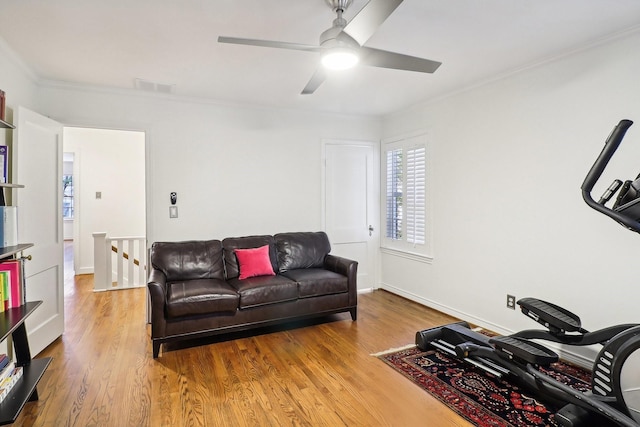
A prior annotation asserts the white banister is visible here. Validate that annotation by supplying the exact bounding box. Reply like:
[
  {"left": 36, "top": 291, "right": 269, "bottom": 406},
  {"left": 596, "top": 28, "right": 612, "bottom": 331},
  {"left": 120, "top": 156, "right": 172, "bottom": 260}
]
[
  {"left": 92, "top": 233, "right": 146, "bottom": 292},
  {"left": 93, "top": 232, "right": 108, "bottom": 291}
]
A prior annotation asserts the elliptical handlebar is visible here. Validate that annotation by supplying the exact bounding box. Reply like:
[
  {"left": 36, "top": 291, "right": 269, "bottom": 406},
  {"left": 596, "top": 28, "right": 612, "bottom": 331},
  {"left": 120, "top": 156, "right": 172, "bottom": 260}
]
[{"left": 581, "top": 120, "right": 638, "bottom": 232}]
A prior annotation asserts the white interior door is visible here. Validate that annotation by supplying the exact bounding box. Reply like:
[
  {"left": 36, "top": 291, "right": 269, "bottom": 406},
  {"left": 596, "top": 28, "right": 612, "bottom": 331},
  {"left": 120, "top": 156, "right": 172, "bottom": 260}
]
[
  {"left": 13, "top": 106, "right": 64, "bottom": 356},
  {"left": 323, "top": 141, "right": 379, "bottom": 290}
]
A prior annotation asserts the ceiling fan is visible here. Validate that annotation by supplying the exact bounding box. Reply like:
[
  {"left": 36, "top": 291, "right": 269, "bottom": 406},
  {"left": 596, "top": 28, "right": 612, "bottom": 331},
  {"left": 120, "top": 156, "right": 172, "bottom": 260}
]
[{"left": 218, "top": 0, "right": 441, "bottom": 94}]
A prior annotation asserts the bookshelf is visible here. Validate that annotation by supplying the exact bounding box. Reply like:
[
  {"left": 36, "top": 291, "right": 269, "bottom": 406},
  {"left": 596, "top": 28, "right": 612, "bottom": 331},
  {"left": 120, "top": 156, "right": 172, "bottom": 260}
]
[
  {"left": 0, "top": 184, "right": 23, "bottom": 208},
  {"left": 0, "top": 245, "right": 32, "bottom": 262},
  {"left": 0, "top": 119, "right": 15, "bottom": 205},
  {"left": 0, "top": 117, "right": 51, "bottom": 424},
  {"left": 0, "top": 302, "right": 51, "bottom": 425}
]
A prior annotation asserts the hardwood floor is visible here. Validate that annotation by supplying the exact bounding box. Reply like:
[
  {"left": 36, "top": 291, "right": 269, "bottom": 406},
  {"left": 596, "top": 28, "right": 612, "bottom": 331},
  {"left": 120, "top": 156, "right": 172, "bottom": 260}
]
[{"left": 13, "top": 262, "right": 472, "bottom": 426}]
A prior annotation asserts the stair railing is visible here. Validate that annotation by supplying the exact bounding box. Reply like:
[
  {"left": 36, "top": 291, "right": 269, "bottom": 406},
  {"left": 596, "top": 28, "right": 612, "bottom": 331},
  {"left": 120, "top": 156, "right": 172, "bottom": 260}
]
[{"left": 92, "top": 232, "right": 146, "bottom": 291}]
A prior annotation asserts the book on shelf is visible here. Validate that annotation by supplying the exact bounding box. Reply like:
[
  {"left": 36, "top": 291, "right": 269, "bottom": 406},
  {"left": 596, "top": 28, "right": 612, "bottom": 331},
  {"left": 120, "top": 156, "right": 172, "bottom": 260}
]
[
  {"left": 0, "top": 145, "right": 7, "bottom": 184},
  {"left": 0, "top": 352, "right": 26, "bottom": 405},
  {"left": 0, "top": 260, "right": 22, "bottom": 309},
  {"left": 0, "top": 206, "right": 17, "bottom": 247},
  {"left": 0, "top": 364, "right": 23, "bottom": 403},
  {"left": 0, "top": 273, "right": 5, "bottom": 312},
  {"left": 0, "top": 354, "right": 8, "bottom": 372},
  {"left": 0, "top": 361, "right": 14, "bottom": 384},
  {"left": 0, "top": 271, "right": 8, "bottom": 311},
  {"left": 0, "top": 359, "right": 17, "bottom": 403}
]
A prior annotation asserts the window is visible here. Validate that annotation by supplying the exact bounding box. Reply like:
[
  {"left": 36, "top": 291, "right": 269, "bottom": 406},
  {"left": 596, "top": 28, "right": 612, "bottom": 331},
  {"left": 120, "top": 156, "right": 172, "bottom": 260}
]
[
  {"left": 386, "top": 148, "right": 403, "bottom": 240},
  {"left": 382, "top": 134, "right": 430, "bottom": 257},
  {"left": 63, "top": 174, "right": 74, "bottom": 219},
  {"left": 405, "top": 146, "right": 426, "bottom": 245}
]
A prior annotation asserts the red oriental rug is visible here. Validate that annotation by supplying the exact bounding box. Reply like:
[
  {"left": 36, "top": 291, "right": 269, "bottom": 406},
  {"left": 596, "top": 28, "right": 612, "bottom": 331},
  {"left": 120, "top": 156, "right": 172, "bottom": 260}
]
[{"left": 376, "top": 345, "right": 592, "bottom": 427}]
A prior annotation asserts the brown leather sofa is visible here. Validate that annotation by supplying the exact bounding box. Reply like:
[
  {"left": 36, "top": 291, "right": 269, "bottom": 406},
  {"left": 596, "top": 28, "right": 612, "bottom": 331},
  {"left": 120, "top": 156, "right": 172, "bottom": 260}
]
[{"left": 147, "top": 231, "right": 358, "bottom": 358}]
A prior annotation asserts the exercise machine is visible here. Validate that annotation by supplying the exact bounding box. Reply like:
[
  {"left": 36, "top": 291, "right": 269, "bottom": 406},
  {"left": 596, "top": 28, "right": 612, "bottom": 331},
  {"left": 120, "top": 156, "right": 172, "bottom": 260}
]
[
  {"left": 415, "top": 120, "right": 640, "bottom": 427},
  {"left": 582, "top": 119, "right": 640, "bottom": 232},
  {"left": 416, "top": 297, "right": 640, "bottom": 426}
]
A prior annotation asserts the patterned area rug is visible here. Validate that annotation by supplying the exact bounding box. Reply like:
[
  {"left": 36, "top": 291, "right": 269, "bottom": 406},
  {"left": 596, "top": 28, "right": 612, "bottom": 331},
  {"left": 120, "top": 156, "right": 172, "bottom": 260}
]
[{"left": 377, "top": 345, "right": 592, "bottom": 427}]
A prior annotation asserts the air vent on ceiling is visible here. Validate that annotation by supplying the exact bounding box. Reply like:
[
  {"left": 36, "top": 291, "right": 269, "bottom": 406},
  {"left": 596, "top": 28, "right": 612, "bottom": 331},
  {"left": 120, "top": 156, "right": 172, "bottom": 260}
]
[{"left": 134, "top": 78, "right": 175, "bottom": 94}]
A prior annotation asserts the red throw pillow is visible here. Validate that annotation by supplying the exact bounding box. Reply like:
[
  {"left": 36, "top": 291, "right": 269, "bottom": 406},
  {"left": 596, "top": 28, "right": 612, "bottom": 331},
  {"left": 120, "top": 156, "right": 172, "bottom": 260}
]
[{"left": 235, "top": 245, "right": 275, "bottom": 280}]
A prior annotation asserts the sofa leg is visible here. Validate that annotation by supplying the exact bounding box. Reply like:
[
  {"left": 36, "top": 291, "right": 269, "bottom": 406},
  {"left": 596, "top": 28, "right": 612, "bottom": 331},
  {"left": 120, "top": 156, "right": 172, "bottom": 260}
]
[
  {"left": 350, "top": 307, "right": 357, "bottom": 321},
  {"left": 153, "top": 341, "right": 161, "bottom": 359}
]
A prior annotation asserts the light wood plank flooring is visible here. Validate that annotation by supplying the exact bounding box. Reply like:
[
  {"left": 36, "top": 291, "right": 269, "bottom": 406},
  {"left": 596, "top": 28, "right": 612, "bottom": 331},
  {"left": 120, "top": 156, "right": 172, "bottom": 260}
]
[{"left": 13, "top": 256, "right": 472, "bottom": 426}]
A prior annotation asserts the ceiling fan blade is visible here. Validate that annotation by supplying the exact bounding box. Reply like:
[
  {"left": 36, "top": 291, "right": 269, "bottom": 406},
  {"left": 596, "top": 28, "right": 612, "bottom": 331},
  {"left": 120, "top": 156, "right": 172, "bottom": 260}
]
[
  {"left": 343, "top": 0, "right": 404, "bottom": 46},
  {"left": 301, "top": 67, "right": 327, "bottom": 95},
  {"left": 360, "top": 47, "right": 441, "bottom": 73},
  {"left": 218, "top": 36, "right": 321, "bottom": 53}
]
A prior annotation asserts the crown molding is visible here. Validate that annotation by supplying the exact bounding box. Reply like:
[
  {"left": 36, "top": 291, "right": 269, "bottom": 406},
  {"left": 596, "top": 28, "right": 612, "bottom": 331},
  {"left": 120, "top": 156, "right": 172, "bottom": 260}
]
[
  {"left": 388, "top": 23, "right": 640, "bottom": 120},
  {"left": 36, "top": 78, "right": 380, "bottom": 122}
]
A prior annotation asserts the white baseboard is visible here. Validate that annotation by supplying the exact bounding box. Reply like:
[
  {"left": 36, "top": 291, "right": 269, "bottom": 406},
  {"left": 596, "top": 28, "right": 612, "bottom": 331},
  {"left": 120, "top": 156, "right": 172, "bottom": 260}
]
[
  {"left": 379, "top": 282, "right": 505, "bottom": 330},
  {"left": 76, "top": 267, "right": 94, "bottom": 275},
  {"left": 379, "top": 283, "right": 594, "bottom": 369}
]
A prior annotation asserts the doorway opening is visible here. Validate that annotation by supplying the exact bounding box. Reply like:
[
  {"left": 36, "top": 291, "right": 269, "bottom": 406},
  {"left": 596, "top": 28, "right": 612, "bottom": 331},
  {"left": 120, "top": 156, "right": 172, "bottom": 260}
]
[
  {"left": 63, "top": 153, "right": 75, "bottom": 283},
  {"left": 62, "top": 127, "right": 146, "bottom": 286}
]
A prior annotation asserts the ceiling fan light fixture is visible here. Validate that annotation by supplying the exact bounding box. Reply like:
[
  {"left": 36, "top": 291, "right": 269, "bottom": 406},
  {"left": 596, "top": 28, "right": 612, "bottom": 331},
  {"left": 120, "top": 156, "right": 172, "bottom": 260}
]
[{"left": 321, "top": 48, "right": 359, "bottom": 70}]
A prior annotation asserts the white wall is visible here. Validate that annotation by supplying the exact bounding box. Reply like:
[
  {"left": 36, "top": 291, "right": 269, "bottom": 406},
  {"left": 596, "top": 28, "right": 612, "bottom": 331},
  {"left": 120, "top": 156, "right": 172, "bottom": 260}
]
[
  {"left": 34, "top": 85, "right": 381, "bottom": 246},
  {"left": 381, "top": 29, "right": 640, "bottom": 365},
  {"left": 64, "top": 127, "right": 145, "bottom": 274},
  {"left": 0, "top": 39, "right": 38, "bottom": 198},
  {"left": 0, "top": 40, "right": 38, "bottom": 118}
]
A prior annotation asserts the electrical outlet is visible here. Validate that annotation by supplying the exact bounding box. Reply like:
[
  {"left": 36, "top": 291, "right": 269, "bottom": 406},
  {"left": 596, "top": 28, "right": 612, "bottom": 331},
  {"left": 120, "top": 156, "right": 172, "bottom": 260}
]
[{"left": 506, "top": 294, "right": 516, "bottom": 310}]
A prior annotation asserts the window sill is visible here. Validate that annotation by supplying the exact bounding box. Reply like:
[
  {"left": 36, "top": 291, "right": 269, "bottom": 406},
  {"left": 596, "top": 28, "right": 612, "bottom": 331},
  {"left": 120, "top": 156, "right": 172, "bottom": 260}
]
[{"left": 380, "top": 247, "right": 433, "bottom": 264}]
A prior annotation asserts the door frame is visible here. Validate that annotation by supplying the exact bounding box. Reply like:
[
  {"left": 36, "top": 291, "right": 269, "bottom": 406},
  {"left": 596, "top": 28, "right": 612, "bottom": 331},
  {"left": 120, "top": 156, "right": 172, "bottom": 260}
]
[
  {"left": 62, "top": 126, "right": 147, "bottom": 278},
  {"left": 321, "top": 139, "right": 380, "bottom": 290}
]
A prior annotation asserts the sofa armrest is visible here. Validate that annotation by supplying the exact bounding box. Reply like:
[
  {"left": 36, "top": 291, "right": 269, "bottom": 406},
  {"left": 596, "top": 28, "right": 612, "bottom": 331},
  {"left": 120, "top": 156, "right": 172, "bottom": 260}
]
[
  {"left": 147, "top": 267, "right": 168, "bottom": 338},
  {"left": 324, "top": 254, "right": 357, "bottom": 277},
  {"left": 324, "top": 254, "right": 358, "bottom": 307}
]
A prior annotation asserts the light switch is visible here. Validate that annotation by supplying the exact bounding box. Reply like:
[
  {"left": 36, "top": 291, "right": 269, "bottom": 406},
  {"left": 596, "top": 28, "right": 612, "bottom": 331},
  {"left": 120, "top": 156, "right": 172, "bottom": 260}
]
[
  {"left": 96, "top": 191, "right": 102, "bottom": 199},
  {"left": 169, "top": 206, "right": 178, "bottom": 218}
]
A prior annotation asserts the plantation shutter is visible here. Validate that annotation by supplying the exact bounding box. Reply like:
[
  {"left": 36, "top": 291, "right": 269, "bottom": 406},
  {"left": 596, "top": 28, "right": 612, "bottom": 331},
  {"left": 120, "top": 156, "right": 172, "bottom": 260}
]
[
  {"left": 382, "top": 133, "right": 430, "bottom": 257},
  {"left": 406, "top": 146, "right": 426, "bottom": 245},
  {"left": 385, "top": 148, "right": 403, "bottom": 240}
]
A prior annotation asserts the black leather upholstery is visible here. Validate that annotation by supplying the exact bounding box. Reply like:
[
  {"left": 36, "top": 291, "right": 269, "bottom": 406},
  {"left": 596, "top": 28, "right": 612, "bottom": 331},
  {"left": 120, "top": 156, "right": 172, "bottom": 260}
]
[
  {"left": 150, "top": 240, "right": 225, "bottom": 281},
  {"left": 166, "top": 278, "right": 239, "bottom": 318},
  {"left": 281, "top": 268, "right": 347, "bottom": 298},
  {"left": 222, "top": 235, "right": 278, "bottom": 279},
  {"left": 275, "top": 231, "right": 331, "bottom": 272},
  {"left": 227, "top": 275, "right": 298, "bottom": 309},
  {"left": 147, "top": 231, "right": 358, "bottom": 358}
]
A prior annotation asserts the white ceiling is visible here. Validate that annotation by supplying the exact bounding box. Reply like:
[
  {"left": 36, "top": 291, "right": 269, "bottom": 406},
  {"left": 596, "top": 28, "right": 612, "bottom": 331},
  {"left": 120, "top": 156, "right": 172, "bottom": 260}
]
[{"left": 1, "top": 0, "right": 639, "bottom": 117}]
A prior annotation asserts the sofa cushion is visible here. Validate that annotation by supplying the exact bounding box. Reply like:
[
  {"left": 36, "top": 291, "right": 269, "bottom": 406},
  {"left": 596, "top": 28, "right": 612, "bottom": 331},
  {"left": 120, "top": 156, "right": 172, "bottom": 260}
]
[
  {"left": 235, "top": 245, "right": 275, "bottom": 280},
  {"left": 151, "top": 240, "right": 225, "bottom": 282},
  {"left": 274, "top": 232, "right": 331, "bottom": 273},
  {"left": 223, "top": 235, "right": 278, "bottom": 279},
  {"left": 166, "top": 278, "right": 239, "bottom": 318},
  {"left": 281, "top": 268, "right": 348, "bottom": 298},
  {"left": 227, "top": 275, "right": 298, "bottom": 309}
]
